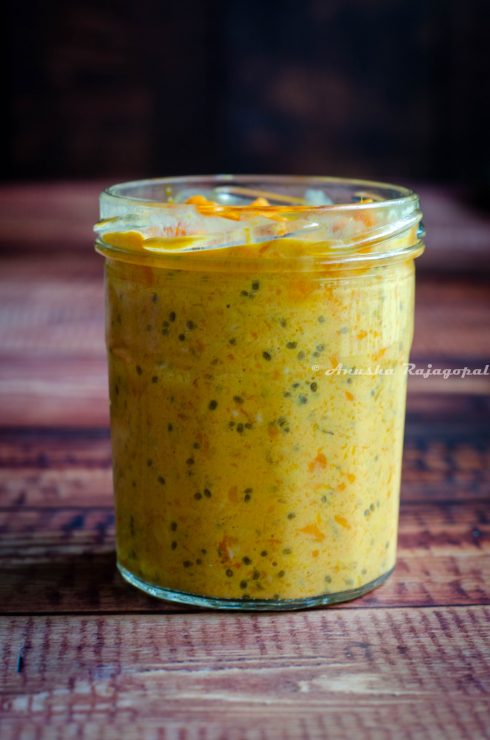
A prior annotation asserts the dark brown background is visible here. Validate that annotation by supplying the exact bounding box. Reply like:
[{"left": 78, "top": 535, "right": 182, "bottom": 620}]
[{"left": 2, "top": 0, "right": 489, "bottom": 191}]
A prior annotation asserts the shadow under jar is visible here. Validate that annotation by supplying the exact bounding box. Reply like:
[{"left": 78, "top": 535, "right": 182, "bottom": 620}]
[{"left": 95, "top": 175, "right": 425, "bottom": 610}]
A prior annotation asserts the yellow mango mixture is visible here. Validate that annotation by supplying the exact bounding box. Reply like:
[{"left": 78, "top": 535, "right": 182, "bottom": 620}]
[{"left": 101, "top": 195, "right": 418, "bottom": 606}]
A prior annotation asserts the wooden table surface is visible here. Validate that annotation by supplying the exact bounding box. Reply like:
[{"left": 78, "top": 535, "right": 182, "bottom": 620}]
[{"left": 1, "top": 183, "right": 489, "bottom": 739}]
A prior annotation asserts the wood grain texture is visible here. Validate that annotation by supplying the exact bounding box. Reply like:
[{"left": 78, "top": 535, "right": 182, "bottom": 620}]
[
  {"left": 0, "top": 424, "right": 488, "bottom": 614},
  {"left": 1, "top": 608, "right": 490, "bottom": 738},
  {"left": 1, "top": 420, "right": 488, "bottom": 509},
  {"left": 0, "top": 498, "right": 488, "bottom": 614},
  {"left": 0, "top": 183, "right": 489, "bottom": 737},
  {"left": 1, "top": 536, "right": 488, "bottom": 616},
  {"left": 1, "top": 268, "right": 489, "bottom": 426},
  {"left": 1, "top": 185, "right": 490, "bottom": 431}
]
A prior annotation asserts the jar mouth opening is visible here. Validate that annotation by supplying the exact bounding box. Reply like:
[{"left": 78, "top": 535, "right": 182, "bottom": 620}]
[
  {"left": 103, "top": 174, "right": 417, "bottom": 211},
  {"left": 96, "top": 175, "right": 423, "bottom": 268}
]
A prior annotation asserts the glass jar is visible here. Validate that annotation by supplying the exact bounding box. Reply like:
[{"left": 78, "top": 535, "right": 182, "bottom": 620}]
[{"left": 95, "top": 175, "right": 424, "bottom": 610}]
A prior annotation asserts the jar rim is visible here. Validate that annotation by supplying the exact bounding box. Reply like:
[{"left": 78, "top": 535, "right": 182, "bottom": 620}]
[
  {"left": 95, "top": 174, "right": 424, "bottom": 269},
  {"left": 103, "top": 174, "right": 417, "bottom": 211}
]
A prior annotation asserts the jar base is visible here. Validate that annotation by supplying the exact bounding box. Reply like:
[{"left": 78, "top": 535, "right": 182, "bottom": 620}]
[{"left": 117, "top": 563, "right": 394, "bottom": 611}]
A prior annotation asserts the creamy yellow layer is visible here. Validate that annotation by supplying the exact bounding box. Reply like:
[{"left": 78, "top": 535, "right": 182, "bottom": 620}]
[{"left": 105, "top": 250, "right": 414, "bottom": 601}]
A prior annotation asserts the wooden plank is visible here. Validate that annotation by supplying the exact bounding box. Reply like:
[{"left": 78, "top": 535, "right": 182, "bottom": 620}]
[
  {"left": 0, "top": 182, "right": 101, "bottom": 253},
  {"left": 0, "top": 357, "right": 110, "bottom": 428},
  {"left": 1, "top": 263, "right": 489, "bottom": 361},
  {"left": 407, "top": 392, "right": 490, "bottom": 422},
  {"left": 2, "top": 501, "right": 487, "bottom": 559},
  {"left": 1, "top": 183, "right": 490, "bottom": 272},
  {"left": 413, "top": 277, "right": 490, "bottom": 360},
  {"left": 1, "top": 608, "right": 489, "bottom": 737},
  {"left": 9, "top": 358, "right": 490, "bottom": 429},
  {"left": 0, "top": 355, "right": 488, "bottom": 430},
  {"left": 416, "top": 184, "right": 490, "bottom": 272},
  {"left": 0, "top": 501, "right": 487, "bottom": 614},
  {"left": 1, "top": 250, "right": 489, "bottom": 427},
  {"left": 0, "top": 185, "right": 488, "bottom": 736},
  {"left": 1, "top": 545, "right": 489, "bottom": 614},
  {"left": 402, "top": 420, "right": 490, "bottom": 502},
  {"left": 1, "top": 421, "right": 488, "bottom": 508}
]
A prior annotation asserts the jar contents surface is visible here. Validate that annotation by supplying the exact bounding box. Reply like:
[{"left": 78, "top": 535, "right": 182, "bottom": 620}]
[{"left": 100, "top": 187, "right": 419, "bottom": 606}]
